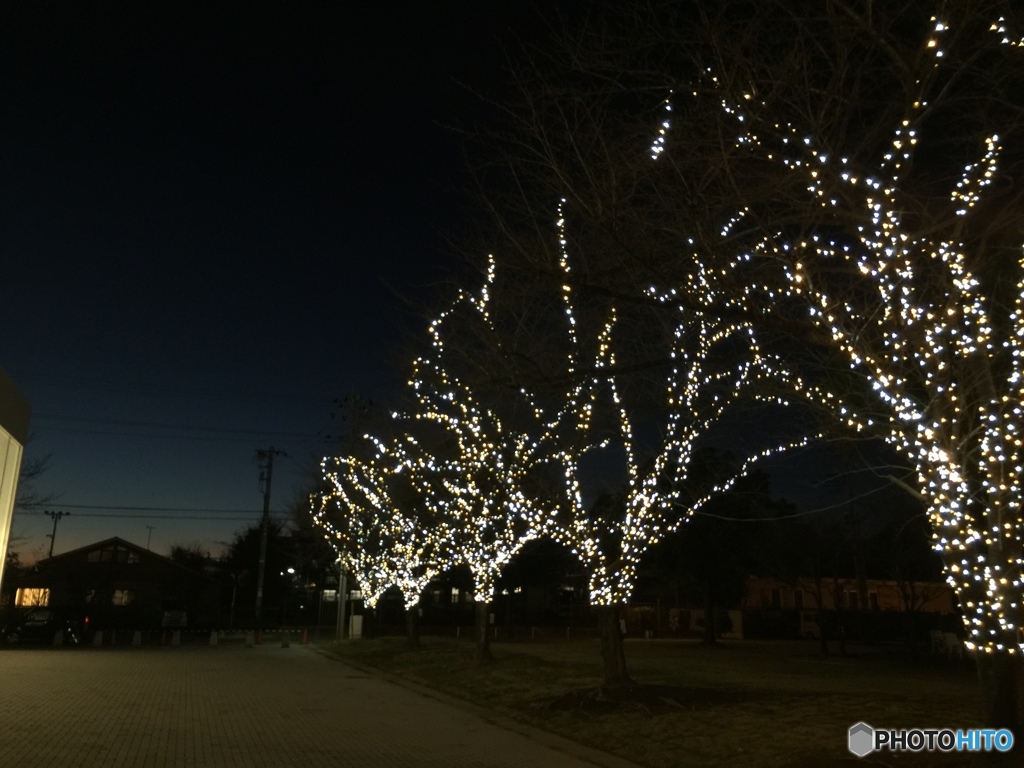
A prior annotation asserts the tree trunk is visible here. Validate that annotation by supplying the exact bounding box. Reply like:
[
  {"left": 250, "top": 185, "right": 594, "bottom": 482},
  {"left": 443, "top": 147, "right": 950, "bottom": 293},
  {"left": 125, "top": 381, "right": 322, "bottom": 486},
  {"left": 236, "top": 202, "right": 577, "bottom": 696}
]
[
  {"left": 404, "top": 603, "right": 421, "bottom": 651},
  {"left": 473, "top": 600, "right": 492, "bottom": 665},
  {"left": 504, "top": 592, "right": 515, "bottom": 641},
  {"left": 702, "top": 584, "right": 717, "bottom": 645},
  {"left": 900, "top": 609, "right": 917, "bottom": 662},
  {"left": 596, "top": 604, "right": 631, "bottom": 689},
  {"left": 817, "top": 610, "right": 828, "bottom": 656},
  {"left": 976, "top": 649, "right": 1024, "bottom": 749}
]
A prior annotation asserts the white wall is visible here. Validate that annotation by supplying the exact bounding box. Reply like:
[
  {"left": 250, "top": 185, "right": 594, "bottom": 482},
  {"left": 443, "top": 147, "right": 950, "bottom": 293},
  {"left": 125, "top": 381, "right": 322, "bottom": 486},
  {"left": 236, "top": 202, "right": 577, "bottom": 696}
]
[{"left": 0, "top": 426, "right": 24, "bottom": 594}]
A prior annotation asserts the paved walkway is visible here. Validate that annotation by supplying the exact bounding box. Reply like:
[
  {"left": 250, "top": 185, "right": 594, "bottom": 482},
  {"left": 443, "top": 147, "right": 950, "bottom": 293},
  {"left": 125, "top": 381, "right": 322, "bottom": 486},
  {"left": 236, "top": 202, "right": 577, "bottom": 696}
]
[{"left": 0, "top": 643, "right": 642, "bottom": 768}]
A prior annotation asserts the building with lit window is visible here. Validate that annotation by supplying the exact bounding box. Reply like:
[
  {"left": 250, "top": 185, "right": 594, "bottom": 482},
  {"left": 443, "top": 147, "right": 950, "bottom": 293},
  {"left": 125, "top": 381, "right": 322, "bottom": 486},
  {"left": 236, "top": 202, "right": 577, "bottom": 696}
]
[{"left": 11, "top": 537, "right": 221, "bottom": 635}]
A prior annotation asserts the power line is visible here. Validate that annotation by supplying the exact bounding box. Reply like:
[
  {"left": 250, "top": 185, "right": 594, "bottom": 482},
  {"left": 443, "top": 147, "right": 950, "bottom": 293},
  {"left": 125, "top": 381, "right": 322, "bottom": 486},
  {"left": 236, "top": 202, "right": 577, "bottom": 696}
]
[
  {"left": 14, "top": 373, "right": 327, "bottom": 408},
  {"left": 29, "top": 424, "right": 332, "bottom": 444},
  {"left": 34, "top": 411, "right": 330, "bottom": 439},
  {"left": 16, "top": 502, "right": 300, "bottom": 523},
  {"left": 22, "top": 512, "right": 290, "bottom": 521},
  {"left": 31, "top": 503, "right": 262, "bottom": 513}
]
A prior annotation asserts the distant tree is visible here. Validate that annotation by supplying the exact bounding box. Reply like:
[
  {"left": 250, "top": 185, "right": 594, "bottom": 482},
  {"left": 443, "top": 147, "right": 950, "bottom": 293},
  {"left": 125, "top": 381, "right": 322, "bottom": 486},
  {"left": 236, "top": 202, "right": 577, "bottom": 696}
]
[
  {"left": 7, "top": 452, "right": 56, "bottom": 564},
  {"left": 316, "top": 436, "right": 446, "bottom": 649},
  {"left": 871, "top": 502, "right": 946, "bottom": 658},
  {"left": 221, "top": 522, "right": 292, "bottom": 627},
  {"left": 496, "top": 537, "right": 580, "bottom": 631},
  {"left": 14, "top": 453, "right": 56, "bottom": 514},
  {"left": 167, "top": 542, "right": 211, "bottom": 573},
  {"left": 647, "top": 464, "right": 774, "bottom": 645},
  {"left": 284, "top": 490, "right": 339, "bottom": 610},
  {"left": 390, "top": 254, "right": 596, "bottom": 665}
]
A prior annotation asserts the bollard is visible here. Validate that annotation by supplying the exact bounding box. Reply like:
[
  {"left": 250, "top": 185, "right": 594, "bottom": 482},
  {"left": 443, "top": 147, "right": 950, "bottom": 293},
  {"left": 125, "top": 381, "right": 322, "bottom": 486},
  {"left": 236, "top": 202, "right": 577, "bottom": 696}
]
[
  {"left": 209, "top": 630, "right": 218, "bottom": 646},
  {"left": 171, "top": 630, "right": 181, "bottom": 646},
  {"left": 245, "top": 630, "right": 255, "bottom": 648},
  {"left": 132, "top": 630, "right": 142, "bottom": 646},
  {"left": 93, "top": 630, "right": 104, "bottom": 647},
  {"left": 53, "top": 630, "right": 63, "bottom": 647},
  {"left": 281, "top": 633, "right": 290, "bottom": 648},
  {"left": 301, "top": 629, "right": 308, "bottom": 645}
]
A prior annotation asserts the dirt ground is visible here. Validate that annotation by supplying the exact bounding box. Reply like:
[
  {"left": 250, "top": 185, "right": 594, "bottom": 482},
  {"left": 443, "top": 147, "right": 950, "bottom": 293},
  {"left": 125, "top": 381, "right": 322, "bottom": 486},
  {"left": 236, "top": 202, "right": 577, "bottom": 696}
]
[{"left": 325, "top": 635, "right": 987, "bottom": 767}]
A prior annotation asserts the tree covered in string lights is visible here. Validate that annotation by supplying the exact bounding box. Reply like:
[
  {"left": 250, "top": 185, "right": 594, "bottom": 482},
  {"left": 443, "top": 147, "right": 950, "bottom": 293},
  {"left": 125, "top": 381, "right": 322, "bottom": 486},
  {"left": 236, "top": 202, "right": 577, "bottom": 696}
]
[
  {"left": 646, "top": 0, "right": 1024, "bottom": 733},
  {"left": 314, "top": 437, "right": 446, "bottom": 646},
  {"left": 394, "top": 254, "right": 598, "bottom": 664},
  {"left": 467, "top": 2, "right": 1024, "bottom": 719},
  {"left": 548, "top": 199, "right": 825, "bottom": 686}
]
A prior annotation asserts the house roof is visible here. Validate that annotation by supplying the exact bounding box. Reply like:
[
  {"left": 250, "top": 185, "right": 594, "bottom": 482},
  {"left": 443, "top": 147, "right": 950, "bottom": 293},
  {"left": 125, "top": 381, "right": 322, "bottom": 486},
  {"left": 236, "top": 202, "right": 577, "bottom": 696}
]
[
  {"left": 41, "top": 536, "right": 150, "bottom": 563},
  {"left": 35, "top": 536, "right": 217, "bottom": 582}
]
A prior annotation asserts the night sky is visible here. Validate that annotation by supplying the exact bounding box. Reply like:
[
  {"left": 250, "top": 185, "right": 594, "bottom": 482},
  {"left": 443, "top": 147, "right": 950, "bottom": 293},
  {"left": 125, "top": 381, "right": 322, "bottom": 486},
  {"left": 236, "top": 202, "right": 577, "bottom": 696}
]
[
  {"left": 1, "top": 3, "right": 906, "bottom": 565},
  {"left": 1, "top": 4, "right": 534, "bottom": 559}
]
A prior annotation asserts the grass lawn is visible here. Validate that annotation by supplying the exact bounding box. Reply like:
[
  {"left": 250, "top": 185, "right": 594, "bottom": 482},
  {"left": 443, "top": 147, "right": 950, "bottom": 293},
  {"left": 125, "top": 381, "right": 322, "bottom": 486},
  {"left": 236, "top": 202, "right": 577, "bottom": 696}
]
[{"left": 321, "top": 634, "right": 985, "bottom": 767}]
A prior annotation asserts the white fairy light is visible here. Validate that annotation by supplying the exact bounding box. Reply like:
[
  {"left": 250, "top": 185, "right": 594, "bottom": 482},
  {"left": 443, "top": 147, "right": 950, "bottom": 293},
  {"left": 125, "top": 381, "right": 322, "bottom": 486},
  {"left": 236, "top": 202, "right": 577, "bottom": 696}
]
[{"left": 691, "top": 10, "right": 1024, "bottom": 654}]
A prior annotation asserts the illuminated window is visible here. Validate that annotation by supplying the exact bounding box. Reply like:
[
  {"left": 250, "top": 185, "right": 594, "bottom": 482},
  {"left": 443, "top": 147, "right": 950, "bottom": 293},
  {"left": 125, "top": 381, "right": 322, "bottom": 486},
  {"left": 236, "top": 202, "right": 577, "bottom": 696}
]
[
  {"left": 15, "top": 588, "right": 49, "bottom": 606},
  {"left": 111, "top": 589, "right": 135, "bottom": 606}
]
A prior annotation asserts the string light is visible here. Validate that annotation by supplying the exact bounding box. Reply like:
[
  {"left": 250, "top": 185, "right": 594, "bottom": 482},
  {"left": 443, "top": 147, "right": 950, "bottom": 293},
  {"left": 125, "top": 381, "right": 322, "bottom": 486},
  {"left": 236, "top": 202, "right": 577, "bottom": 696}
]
[
  {"left": 549, "top": 200, "right": 827, "bottom": 607},
  {"left": 680, "top": 11, "right": 1024, "bottom": 654},
  {"left": 309, "top": 8, "right": 1024, "bottom": 652},
  {"left": 313, "top": 441, "right": 443, "bottom": 610}
]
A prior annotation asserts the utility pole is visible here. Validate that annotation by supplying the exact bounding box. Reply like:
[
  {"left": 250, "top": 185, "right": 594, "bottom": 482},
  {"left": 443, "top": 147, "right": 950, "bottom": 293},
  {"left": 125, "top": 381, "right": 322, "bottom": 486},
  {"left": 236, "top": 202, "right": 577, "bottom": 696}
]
[
  {"left": 254, "top": 447, "right": 285, "bottom": 624},
  {"left": 44, "top": 510, "right": 68, "bottom": 558},
  {"left": 145, "top": 525, "right": 154, "bottom": 550}
]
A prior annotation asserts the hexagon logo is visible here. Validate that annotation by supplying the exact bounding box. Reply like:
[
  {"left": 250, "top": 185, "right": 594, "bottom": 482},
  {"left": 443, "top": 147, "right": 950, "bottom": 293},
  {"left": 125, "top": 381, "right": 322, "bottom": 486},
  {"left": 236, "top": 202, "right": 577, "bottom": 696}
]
[{"left": 848, "top": 722, "right": 875, "bottom": 757}]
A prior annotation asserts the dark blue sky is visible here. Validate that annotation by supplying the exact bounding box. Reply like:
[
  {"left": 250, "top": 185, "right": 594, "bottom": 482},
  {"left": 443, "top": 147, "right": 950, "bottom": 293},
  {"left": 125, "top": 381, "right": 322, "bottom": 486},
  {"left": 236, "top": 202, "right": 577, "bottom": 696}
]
[
  {"left": 1, "top": 3, "right": 535, "bottom": 559},
  {"left": 1, "top": 3, "right": 908, "bottom": 564}
]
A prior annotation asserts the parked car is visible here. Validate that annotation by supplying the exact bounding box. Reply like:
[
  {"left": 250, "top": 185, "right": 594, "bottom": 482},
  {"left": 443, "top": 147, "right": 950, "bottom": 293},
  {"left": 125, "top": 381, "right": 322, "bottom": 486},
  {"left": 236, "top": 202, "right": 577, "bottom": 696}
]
[{"left": 3, "top": 608, "right": 82, "bottom": 646}]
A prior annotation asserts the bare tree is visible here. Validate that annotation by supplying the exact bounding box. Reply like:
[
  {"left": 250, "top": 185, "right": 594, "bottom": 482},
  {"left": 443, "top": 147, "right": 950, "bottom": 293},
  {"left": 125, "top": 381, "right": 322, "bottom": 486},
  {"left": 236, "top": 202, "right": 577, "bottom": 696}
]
[
  {"left": 544, "top": 196, "right": 826, "bottom": 687},
  {"left": 316, "top": 436, "right": 447, "bottom": 649},
  {"left": 480, "top": 0, "right": 1024, "bottom": 732},
  {"left": 664, "top": 0, "right": 1024, "bottom": 735},
  {"left": 390, "top": 255, "right": 598, "bottom": 665}
]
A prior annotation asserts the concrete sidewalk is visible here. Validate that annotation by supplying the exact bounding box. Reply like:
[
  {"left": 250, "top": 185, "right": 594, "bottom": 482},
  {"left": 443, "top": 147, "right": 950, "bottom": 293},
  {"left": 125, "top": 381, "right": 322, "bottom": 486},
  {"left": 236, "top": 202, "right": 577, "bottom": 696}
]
[{"left": 0, "top": 643, "right": 643, "bottom": 768}]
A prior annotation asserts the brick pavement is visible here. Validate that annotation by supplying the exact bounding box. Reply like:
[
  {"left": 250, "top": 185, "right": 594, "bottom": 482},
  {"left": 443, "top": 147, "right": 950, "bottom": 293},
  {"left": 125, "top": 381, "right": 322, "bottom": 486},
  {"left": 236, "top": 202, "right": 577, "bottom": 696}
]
[{"left": 0, "top": 643, "right": 643, "bottom": 768}]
